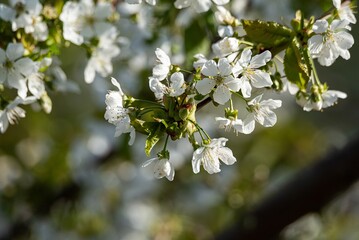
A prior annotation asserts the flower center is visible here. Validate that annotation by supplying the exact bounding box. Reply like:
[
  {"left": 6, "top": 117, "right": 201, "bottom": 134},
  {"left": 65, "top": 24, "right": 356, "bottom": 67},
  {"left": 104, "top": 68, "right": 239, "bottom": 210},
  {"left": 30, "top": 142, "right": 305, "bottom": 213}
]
[{"left": 4, "top": 59, "right": 13, "bottom": 70}]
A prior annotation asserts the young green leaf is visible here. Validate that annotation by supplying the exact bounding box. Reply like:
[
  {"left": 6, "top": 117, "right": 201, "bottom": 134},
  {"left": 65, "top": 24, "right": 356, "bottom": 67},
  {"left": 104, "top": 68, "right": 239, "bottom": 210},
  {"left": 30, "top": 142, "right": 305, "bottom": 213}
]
[
  {"left": 241, "top": 20, "right": 294, "bottom": 54},
  {"left": 145, "top": 123, "right": 166, "bottom": 156},
  {"left": 284, "top": 38, "right": 311, "bottom": 89}
]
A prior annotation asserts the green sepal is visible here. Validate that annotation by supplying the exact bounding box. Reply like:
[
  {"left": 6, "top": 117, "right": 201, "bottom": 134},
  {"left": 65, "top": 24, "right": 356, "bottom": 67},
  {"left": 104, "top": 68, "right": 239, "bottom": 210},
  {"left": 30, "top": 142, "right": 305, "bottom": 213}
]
[
  {"left": 284, "top": 38, "right": 311, "bottom": 90},
  {"left": 241, "top": 19, "right": 294, "bottom": 54},
  {"left": 144, "top": 123, "right": 166, "bottom": 156}
]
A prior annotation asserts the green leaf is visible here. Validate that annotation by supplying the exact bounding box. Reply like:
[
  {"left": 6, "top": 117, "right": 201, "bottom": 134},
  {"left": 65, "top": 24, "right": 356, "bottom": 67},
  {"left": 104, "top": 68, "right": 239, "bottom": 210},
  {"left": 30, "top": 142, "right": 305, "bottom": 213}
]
[
  {"left": 145, "top": 123, "right": 165, "bottom": 156},
  {"left": 241, "top": 20, "right": 293, "bottom": 54},
  {"left": 284, "top": 38, "right": 311, "bottom": 89}
]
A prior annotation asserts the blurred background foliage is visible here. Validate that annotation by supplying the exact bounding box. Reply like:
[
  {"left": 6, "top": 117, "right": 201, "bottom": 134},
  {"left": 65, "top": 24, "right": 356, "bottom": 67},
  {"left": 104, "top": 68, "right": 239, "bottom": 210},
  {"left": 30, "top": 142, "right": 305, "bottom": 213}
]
[{"left": 0, "top": 0, "right": 359, "bottom": 239}]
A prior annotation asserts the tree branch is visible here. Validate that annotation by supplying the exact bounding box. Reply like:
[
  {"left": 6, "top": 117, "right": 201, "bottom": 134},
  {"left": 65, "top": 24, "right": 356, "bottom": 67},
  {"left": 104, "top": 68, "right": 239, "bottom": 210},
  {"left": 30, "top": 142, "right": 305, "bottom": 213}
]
[{"left": 216, "top": 134, "right": 359, "bottom": 240}]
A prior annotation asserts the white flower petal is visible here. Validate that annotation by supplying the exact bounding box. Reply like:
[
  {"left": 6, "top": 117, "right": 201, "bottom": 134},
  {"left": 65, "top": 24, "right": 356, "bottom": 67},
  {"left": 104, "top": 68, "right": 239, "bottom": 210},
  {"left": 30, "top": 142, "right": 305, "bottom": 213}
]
[
  {"left": 201, "top": 60, "right": 218, "bottom": 77},
  {"left": 6, "top": 43, "right": 24, "bottom": 61},
  {"left": 152, "top": 64, "right": 169, "bottom": 80},
  {"left": 224, "top": 76, "right": 241, "bottom": 92},
  {"left": 333, "top": 0, "right": 341, "bottom": 9},
  {"left": 0, "top": 4, "right": 15, "bottom": 21},
  {"left": 213, "top": 84, "right": 231, "bottom": 105},
  {"left": 249, "top": 50, "right": 272, "bottom": 68},
  {"left": 217, "top": 147, "right": 236, "bottom": 165},
  {"left": 242, "top": 114, "right": 255, "bottom": 134},
  {"left": 240, "top": 77, "right": 252, "bottom": 98},
  {"left": 308, "top": 35, "right": 324, "bottom": 55},
  {"left": 218, "top": 58, "right": 232, "bottom": 76},
  {"left": 250, "top": 70, "right": 273, "bottom": 88},
  {"left": 212, "top": 0, "right": 230, "bottom": 5},
  {"left": 192, "top": 148, "right": 204, "bottom": 174},
  {"left": 155, "top": 48, "right": 171, "bottom": 66},
  {"left": 196, "top": 78, "right": 216, "bottom": 95},
  {"left": 312, "top": 20, "right": 328, "bottom": 34}
]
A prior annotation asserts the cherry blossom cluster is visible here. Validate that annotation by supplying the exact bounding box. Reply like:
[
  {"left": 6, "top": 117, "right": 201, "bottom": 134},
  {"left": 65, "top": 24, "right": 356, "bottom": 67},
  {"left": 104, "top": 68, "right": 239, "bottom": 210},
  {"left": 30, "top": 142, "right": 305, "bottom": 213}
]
[{"left": 105, "top": 0, "right": 357, "bottom": 180}]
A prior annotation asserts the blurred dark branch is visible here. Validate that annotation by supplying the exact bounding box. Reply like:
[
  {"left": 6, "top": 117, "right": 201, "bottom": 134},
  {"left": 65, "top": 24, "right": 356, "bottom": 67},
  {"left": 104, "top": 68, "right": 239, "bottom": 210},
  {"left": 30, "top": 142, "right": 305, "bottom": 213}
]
[{"left": 216, "top": 134, "right": 359, "bottom": 240}]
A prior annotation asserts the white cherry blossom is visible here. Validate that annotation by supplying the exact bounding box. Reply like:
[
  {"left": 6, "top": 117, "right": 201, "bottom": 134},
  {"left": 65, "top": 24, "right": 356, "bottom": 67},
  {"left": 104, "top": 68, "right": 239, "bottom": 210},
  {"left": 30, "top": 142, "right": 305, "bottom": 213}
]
[
  {"left": 196, "top": 58, "right": 241, "bottom": 105},
  {"left": 142, "top": 157, "right": 175, "bottom": 181},
  {"left": 308, "top": 19, "right": 354, "bottom": 66},
  {"left": 60, "top": 0, "right": 114, "bottom": 45},
  {"left": 0, "top": 43, "right": 38, "bottom": 99},
  {"left": 84, "top": 27, "right": 120, "bottom": 83},
  {"left": 215, "top": 116, "right": 243, "bottom": 135},
  {"left": 242, "top": 94, "right": 282, "bottom": 134},
  {"left": 0, "top": 0, "right": 48, "bottom": 41},
  {"left": 212, "top": 37, "right": 241, "bottom": 57},
  {"left": 0, "top": 96, "right": 36, "bottom": 133},
  {"left": 192, "top": 138, "right": 236, "bottom": 174},
  {"left": 174, "top": 0, "right": 230, "bottom": 13},
  {"left": 333, "top": 0, "right": 356, "bottom": 24},
  {"left": 152, "top": 48, "right": 171, "bottom": 81},
  {"left": 233, "top": 49, "right": 273, "bottom": 98},
  {"left": 104, "top": 78, "right": 135, "bottom": 145},
  {"left": 298, "top": 89, "right": 347, "bottom": 112}
]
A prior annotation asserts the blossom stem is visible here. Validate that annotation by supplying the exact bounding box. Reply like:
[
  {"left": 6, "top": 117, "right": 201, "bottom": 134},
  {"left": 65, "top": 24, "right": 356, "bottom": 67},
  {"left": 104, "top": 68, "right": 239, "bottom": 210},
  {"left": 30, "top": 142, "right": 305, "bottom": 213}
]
[
  {"left": 308, "top": 52, "right": 322, "bottom": 86},
  {"left": 163, "top": 134, "right": 170, "bottom": 152},
  {"left": 189, "top": 119, "right": 211, "bottom": 140}
]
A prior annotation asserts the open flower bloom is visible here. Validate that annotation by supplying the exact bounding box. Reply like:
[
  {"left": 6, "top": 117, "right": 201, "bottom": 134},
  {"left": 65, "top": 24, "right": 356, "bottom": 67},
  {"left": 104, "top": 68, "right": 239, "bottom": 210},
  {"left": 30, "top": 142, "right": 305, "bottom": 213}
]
[
  {"left": 174, "top": 0, "right": 229, "bottom": 13},
  {"left": 192, "top": 138, "right": 236, "bottom": 174},
  {"left": 242, "top": 94, "right": 282, "bottom": 134},
  {"left": 298, "top": 89, "right": 347, "bottom": 112},
  {"left": 215, "top": 116, "right": 243, "bottom": 135},
  {"left": 0, "top": 96, "right": 36, "bottom": 133},
  {"left": 332, "top": 0, "right": 356, "bottom": 24},
  {"left": 196, "top": 58, "right": 241, "bottom": 105},
  {"left": 60, "top": 0, "right": 114, "bottom": 45},
  {"left": 152, "top": 48, "right": 171, "bottom": 81},
  {"left": 233, "top": 49, "right": 273, "bottom": 98},
  {"left": 0, "top": 43, "right": 38, "bottom": 99},
  {"left": 142, "top": 157, "right": 175, "bottom": 181},
  {"left": 104, "top": 78, "right": 135, "bottom": 145},
  {"left": 0, "top": 0, "right": 48, "bottom": 41},
  {"left": 308, "top": 19, "right": 354, "bottom": 66}
]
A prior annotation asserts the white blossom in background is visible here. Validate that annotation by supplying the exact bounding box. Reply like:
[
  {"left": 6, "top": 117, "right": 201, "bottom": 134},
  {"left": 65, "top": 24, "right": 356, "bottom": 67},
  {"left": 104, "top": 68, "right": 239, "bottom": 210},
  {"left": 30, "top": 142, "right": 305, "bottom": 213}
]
[
  {"left": 0, "top": 96, "right": 36, "bottom": 133},
  {"left": 174, "top": 0, "right": 230, "bottom": 13},
  {"left": 0, "top": 43, "right": 38, "bottom": 99},
  {"left": 215, "top": 116, "right": 243, "bottom": 134},
  {"left": 152, "top": 48, "right": 172, "bottom": 81},
  {"left": 104, "top": 78, "right": 135, "bottom": 145},
  {"left": 333, "top": 0, "right": 356, "bottom": 24},
  {"left": 196, "top": 58, "right": 241, "bottom": 105},
  {"left": 142, "top": 157, "right": 175, "bottom": 181},
  {"left": 212, "top": 37, "right": 241, "bottom": 57},
  {"left": 0, "top": 0, "right": 48, "bottom": 41},
  {"left": 215, "top": 6, "right": 237, "bottom": 37},
  {"left": 125, "top": 0, "right": 156, "bottom": 5},
  {"left": 298, "top": 90, "right": 347, "bottom": 112},
  {"left": 192, "top": 138, "right": 236, "bottom": 174},
  {"left": 193, "top": 54, "right": 208, "bottom": 69},
  {"left": 233, "top": 49, "right": 273, "bottom": 98},
  {"left": 59, "top": 0, "right": 114, "bottom": 45},
  {"left": 308, "top": 19, "right": 354, "bottom": 66},
  {"left": 242, "top": 94, "right": 282, "bottom": 134},
  {"left": 84, "top": 27, "right": 121, "bottom": 83}
]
